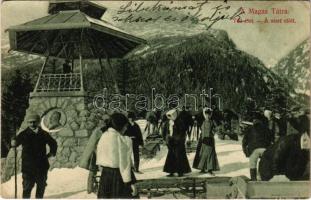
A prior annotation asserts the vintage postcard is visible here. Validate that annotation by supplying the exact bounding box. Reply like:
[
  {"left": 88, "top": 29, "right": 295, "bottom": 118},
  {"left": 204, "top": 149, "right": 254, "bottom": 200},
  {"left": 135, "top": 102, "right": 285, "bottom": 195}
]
[{"left": 1, "top": 0, "right": 310, "bottom": 199}]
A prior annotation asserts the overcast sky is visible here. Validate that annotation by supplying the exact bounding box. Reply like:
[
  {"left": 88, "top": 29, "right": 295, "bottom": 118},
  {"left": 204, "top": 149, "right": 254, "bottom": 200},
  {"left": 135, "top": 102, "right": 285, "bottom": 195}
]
[{"left": 1, "top": 1, "right": 310, "bottom": 67}]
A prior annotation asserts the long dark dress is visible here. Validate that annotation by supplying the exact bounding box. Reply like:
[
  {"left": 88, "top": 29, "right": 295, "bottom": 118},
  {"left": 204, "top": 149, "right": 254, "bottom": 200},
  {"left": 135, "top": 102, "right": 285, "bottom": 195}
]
[
  {"left": 163, "top": 113, "right": 191, "bottom": 174},
  {"left": 193, "top": 119, "right": 220, "bottom": 171},
  {"left": 98, "top": 167, "right": 136, "bottom": 198}
]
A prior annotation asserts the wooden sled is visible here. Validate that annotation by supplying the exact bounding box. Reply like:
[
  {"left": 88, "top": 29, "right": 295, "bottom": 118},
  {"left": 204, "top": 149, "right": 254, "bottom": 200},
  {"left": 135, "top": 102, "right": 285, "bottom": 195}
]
[
  {"left": 141, "top": 141, "right": 161, "bottom": 158},
  {"left": 227, "top": 176, "right": 310, "bottom": 199}
]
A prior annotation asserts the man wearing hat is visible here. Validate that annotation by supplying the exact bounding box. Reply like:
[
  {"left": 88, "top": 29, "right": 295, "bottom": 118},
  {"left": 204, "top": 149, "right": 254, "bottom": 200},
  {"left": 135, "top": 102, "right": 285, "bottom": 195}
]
[
  {"left": 125, "top": 111, "right": 144, "bottom": 173},
  {"left": 11, "top": 112, "right": 57, "bottom": 198},
  {"left": 242, "top": 116, "right": 273, "bottom": 180}
]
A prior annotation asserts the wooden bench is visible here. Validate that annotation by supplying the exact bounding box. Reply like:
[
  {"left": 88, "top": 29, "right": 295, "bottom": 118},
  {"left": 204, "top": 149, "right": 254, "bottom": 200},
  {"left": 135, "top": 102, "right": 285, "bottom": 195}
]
[{"left": 136, "top": 176, "right": 231, "bottom": 198}]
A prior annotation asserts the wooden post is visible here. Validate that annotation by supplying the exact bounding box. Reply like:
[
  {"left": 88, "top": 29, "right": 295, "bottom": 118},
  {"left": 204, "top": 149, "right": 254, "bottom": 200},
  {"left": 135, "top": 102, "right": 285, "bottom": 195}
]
[
  {"left": 71, "top": 58, "right": 74, "bottom": 73},
  {"left": 102, "top": 49, "right": 120, "bottom": 94},
  {"left": 98, "top": 58, "right": 106, "bottom": 88},
  {"left": 79, "top": 29, "right": 84, "bottom": 92},
  {"left": 79, "top": 52, "right": 84, "bottom": 92},
  {"left": 14, "top": 129, "right": 17, "bottom": 199},
  {"left": 106, "top": 56, "right": 120, "bottom": 94},
  {"left": 34, "top": 55, "right": 49, "bottom": 92},
  {"left": 192, "top": 178, "right": 196, "bottom": 198}
]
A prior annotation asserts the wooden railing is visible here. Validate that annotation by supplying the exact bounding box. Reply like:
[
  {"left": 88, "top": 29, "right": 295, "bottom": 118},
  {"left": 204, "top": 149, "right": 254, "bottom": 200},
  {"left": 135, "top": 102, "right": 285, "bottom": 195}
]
[{"left": 35, "top": 73, "right": 82, "bottom": 92}]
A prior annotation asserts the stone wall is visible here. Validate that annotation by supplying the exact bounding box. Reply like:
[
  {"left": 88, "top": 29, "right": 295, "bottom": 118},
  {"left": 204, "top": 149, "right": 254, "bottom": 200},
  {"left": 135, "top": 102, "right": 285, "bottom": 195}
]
[{"left": 2, "top": 94, "right": 106, "bottom": 182}]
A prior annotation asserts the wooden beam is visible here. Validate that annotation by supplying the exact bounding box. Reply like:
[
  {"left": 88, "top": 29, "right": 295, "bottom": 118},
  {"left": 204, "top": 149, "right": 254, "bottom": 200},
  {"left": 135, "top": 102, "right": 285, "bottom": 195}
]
[
  {"left": 84, "top": 30, "right": 106, "bottom": 88},
  {"left": 79, "top": 29, "right": 84, "bottom": 92},
  {"left": 92, "top": 30, "right": 124, "bottom": 57},
  {"left": 136, "top": 177, "right": 230, "bottom": 189},
  {"left": 34, "top": 53, "right": 50, "bottom": 92},
  {"left": 87, "top": 29, "right": 119, "bottom": 91},
  {"left": 112, "top": 39, "right": 130, "bottom": 52},
  {"left": 103, "top": 50, "right": 120, "bottom": 94},
  {"left": 86, "top": 30, "right": 108, "bottom": 88}
]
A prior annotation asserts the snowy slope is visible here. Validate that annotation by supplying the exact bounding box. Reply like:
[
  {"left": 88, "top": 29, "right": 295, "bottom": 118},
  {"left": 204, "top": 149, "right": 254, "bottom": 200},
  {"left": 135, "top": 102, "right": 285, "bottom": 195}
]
[{"left": 272, "top": 39, "right": 310, "bottom": 96}]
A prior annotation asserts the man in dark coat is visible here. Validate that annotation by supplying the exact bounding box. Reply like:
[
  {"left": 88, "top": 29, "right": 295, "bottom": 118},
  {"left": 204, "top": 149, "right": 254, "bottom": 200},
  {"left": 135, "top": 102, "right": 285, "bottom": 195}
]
[
  {"left": 125, "top": 112, "right": 144, "bottom": 173},
  {"left": 242, "top": 117, "right": 272, "bottom": 180},
  {"left": 163, "top": 109, "right": 191, "bottom": 177},
  {"left": 259, "top": 110, "right": 310, "bottom": 181},
  {"left": 11, "top": 113, "right": 57, "bottom": 198},
  {"left": 62, "top": 59, "right": 72, "bottom": 74}
]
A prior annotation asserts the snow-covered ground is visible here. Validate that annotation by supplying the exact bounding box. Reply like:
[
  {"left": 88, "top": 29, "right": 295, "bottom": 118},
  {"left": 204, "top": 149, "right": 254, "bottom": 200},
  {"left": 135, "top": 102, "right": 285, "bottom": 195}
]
[{"left": 1, "top": 120, "right": 288, "bottom": 198}]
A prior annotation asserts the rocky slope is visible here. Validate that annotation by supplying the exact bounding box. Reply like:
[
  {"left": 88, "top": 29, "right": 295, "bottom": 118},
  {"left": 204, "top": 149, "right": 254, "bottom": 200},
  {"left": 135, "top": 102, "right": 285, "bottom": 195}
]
[{"left": 272, "top": 39, "right": 310, "bottom": 97}]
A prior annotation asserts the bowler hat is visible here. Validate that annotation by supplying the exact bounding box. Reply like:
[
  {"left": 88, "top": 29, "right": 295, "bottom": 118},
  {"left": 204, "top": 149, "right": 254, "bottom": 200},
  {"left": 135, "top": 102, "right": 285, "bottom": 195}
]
[{"left": 27, "top": 113, "right": 40, "bottom": 122}]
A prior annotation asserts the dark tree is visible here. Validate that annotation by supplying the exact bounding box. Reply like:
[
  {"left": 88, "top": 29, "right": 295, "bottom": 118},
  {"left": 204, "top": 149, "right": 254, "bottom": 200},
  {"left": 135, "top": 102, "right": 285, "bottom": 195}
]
[{"left": 1, "top": 69, "right": 33, "bottom": 157}]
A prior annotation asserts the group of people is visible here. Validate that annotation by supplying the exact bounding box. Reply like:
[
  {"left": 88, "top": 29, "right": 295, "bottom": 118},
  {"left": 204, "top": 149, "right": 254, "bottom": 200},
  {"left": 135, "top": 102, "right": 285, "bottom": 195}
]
[
  {"left": 90, "top": 107, "right": 222, "bottom": 198},
  {"left": 241, "top": 104, "right": 310, "bottom": 181},
  {"left": 162, "top": 107, "right": 220, "bottom": 177},
  {"left": 145, "top": 106, "right": 239, "bottom": 143},
  {"left": 10, "top": 102, "right": 310, "bottom": 198}
]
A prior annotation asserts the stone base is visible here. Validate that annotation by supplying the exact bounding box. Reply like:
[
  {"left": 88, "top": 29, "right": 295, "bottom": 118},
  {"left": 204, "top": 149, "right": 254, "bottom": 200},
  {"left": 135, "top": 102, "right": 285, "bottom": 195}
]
[{"left": 2, "top": 94, "right": 104, "bottom": 183}]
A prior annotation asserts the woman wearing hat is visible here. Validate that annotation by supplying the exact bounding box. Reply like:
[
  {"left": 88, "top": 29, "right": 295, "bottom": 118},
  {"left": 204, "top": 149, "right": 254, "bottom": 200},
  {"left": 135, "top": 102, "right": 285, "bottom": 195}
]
[
  {"left": 193, "top": 108, "right": 220, "bottom": 175},
  {"left": 162, "top": 109, "right": 191, "bottom": 177}
]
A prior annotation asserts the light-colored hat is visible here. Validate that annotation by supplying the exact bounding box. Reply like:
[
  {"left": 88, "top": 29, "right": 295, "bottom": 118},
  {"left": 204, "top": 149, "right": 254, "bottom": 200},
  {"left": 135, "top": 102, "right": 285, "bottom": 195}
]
[
  {"left": 264, "top": 110, "right": 272, "bottom": 119},
  {"left": 166, "top": 109, "right": 178, "bottom": 121},
  {"left": 27, "top": 113, "right": 40, "bottom": 122}
]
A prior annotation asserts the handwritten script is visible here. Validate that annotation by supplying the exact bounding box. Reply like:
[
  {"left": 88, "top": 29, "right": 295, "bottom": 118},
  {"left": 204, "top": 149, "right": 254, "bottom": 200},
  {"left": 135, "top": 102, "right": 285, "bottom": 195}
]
[{"left": 112, "top": 1, "right": 245, "bottom": 30}]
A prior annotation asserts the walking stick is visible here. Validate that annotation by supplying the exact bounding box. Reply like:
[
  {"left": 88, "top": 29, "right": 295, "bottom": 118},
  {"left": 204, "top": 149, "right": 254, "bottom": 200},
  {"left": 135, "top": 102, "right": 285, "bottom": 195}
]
[{"left": 14, "top": 130, "right": 17, "bottom": 199}]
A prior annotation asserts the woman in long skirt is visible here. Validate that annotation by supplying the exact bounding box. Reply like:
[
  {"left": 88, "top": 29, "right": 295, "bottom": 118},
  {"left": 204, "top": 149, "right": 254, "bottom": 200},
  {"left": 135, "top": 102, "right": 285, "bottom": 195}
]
[
  {"left": 193, "top": 108, "right": 220, "bottom": 175},
  {"left": 163, "top": 109, "right": 192, "bottom": 177},
  {"left": 96, "top": 113, "right": 137, "bottom": 198}
]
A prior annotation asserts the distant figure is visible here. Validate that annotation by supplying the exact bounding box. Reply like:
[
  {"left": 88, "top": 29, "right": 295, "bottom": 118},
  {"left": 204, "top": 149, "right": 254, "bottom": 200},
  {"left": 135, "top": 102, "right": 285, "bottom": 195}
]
[
  {"left": 63, "top": 59, "right": 72, "bottom": 73},
  {"left": 163, "top": 109, "right": 191, "bottom": 177},
  {"left": 125, "top": 112, "right": 144, "bottom": 173},
  {"left": 193, "top": 108, "right": 220, "bottom": 175},
  {"left": 145, "top": 110, "right": 157, "bottom": 136},
  {"left": 48, "top": 111, "right": 62, "bottom": 130},
  {"left": 218, "top": 109, "right": 239, "bottom": 141},
  {"left": 11, "top": 113, "right": 57, "bottom": 198},
  {"left": 180, "top": 106, "right": 194, "bottom": 141}
]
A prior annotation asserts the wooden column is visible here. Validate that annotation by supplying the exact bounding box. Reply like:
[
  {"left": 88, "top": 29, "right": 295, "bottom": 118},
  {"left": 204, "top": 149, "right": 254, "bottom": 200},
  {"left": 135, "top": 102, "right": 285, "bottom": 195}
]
[
  {"left": 34, "top": 54, "right": 49, "bottom": 92},
  {"left": 79, "top": 30, "right": 84, "bottom": 92},
  {"left": 79, "top": 51, "right": 84, "bottom": 92}
]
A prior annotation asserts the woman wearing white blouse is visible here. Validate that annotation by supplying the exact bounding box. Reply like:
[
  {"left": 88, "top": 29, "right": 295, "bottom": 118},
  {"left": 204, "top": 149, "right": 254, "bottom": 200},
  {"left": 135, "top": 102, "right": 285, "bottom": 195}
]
[{"left": 96, "top": 113, "right": 137, "bottom": 198}]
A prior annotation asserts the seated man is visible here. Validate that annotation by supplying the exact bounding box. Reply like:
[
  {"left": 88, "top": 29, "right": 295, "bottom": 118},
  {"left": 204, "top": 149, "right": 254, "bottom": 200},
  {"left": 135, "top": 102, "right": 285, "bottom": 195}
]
[
  {"left": 259, "top": 109, "right": 310, "bottom": 181},
  {"left": 63, "top": 59, "right": 72, "bottom": 74}
]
